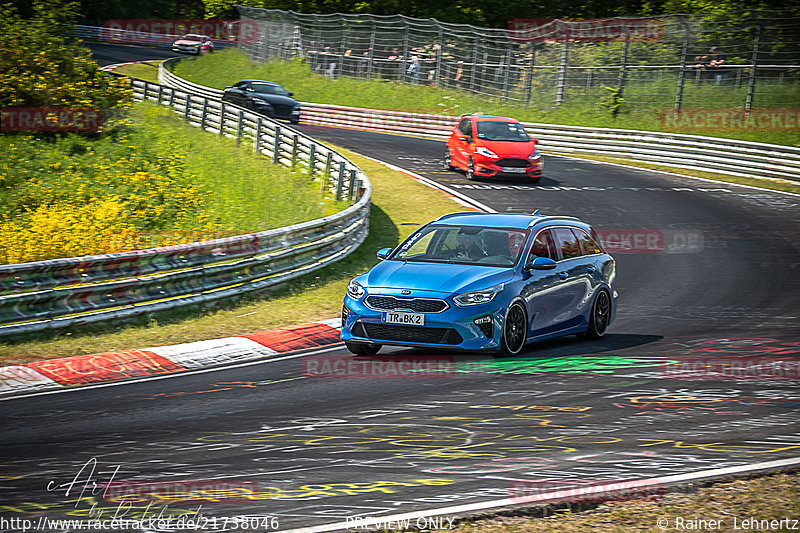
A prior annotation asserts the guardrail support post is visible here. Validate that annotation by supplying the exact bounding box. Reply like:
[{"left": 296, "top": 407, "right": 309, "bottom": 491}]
[
  {"left": 273, "top": 126, "right": 281, "bottom": 164},
  {"left": 168, "top": 88, "right": 175, "bottom": 109},
  {"left": 200, "top": 99, "right": 208, "bottom": 129},
  {"left": 143, "top": 81, "right": 149, "bottom": 100},
  {"left": 157, "top": 84, "right": 163, "bottom": 104},
  {"left": 336, "top": 162, "right": 346, "bottom": 201},
  {"left": 347, "top": 169, "right": 357, "bottom": 200},
  {"left": 183, "top": 94, "right": 192, "bottom": 121},
  {"left": 745, "top": 23, "right": 761, "bottom": 112},
  {"left": 219, "top": 102, "right": 225, "bottom": 137},
  {"left": 322, "top": 152, "right": 333, "bottom": 191},
  {"left": 291, "top": 134, "right": 299, "bottom": 170},
  {"left": 309, "top": 143, "right": 317, "bottom": 177},
  {"left": 254, "top": 117, "right": 263, "bottom": 154},
  {"left": 236, "top": 110, "right": 243, "bottom": 146}
]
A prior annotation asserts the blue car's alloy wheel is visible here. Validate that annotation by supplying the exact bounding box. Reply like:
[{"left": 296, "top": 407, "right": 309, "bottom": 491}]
[
  {"left": 581, "top": 289, "right": 610, "bottom": 340},
  {"left": 501, "top": 301, "right": 527, "bottom": 356}
]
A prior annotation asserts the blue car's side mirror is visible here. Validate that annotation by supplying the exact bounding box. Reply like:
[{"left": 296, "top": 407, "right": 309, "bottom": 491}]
[
  {"left": 376, "top": 247, "right": 392, "bottom": 260},
  {"left": 526, "top": 256, "right": 557, "bottom": 271}
]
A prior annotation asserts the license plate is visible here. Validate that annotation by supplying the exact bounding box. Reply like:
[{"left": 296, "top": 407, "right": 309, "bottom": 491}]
[
  {"left": 382, "top": 312, "right": 425, "bottom": 326},
  {"left": 502, "top": 167, "right": 527, "bottom": 173}
]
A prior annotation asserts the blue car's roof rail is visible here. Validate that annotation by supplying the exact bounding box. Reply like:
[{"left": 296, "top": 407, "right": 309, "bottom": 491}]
[
  {"left": 527, "top": 216, "right": 582, "bottom": 228},
  {"left": 433, "top": 212, "right": 479, "bottom": 222}
]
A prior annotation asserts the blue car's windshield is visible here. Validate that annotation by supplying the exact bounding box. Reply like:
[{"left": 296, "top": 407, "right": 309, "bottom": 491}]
[
  {"left": 476, "top": 121, "right": 530, "bottom": 142},
  {"left": 392, "top": 225, "right": 528, "bottom": 267}
]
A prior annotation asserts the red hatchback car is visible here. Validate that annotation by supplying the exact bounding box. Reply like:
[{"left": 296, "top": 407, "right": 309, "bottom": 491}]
[{"left": 444, "top": 115, "right": 543, "bottom": 180}]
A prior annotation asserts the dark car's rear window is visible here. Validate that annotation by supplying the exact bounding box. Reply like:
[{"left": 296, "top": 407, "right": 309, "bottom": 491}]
[{"left": 250, "top": 83, "right": 290, "bottom": 96}]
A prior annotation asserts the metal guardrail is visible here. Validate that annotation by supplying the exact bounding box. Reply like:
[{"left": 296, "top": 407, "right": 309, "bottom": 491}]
[
  {"left": 158, "top": 60, "right": 800, "bottom": 181},
  {"left": 297, "top": 102, "right": 800, "bottom": 181},
  {"left": 0, "top": 77, "right": 372, "bottom": 338},
  {"left": 73, "top": 24, "right": 232, "bottom": 49}
]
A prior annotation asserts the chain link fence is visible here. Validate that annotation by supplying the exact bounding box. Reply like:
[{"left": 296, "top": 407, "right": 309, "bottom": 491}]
[{"left": 236, "top": 7, "right": 800, "bottom": 112}]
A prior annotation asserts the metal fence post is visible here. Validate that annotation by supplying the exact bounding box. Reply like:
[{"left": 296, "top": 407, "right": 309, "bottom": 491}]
[
  {"left": 555, "top": 41, "right": 569, "bottom": 106},
  {"left": 273, "top": 126, "right": 282, "bottom": 164},
  {"left": 674, "top": 17, "right": 690, "bottom": 111},
  {"left": 469, "top": 37, "right": 480, "bottom": 93},
  {"left": 434, "top": 24, "right": 443, "bottom": 86},
  {"left": 322, "top": 152, "right": 333, "bottom": 191},
  {"left": 617, "top": 32, "right": 631, "bottom": 104},
  {"left": 745, "top": 23, "right": 762, "bottom": 112},
  {"left": 401, "top": 20, "right": 409, "bottom": 81},
  {"left": 309, "top": 143, "right": 317, "bottom": 176},
  {"left": 218, "top": 102, "right": 225, "bottom": 137},
  {"left": 339, "top": 16, "right": 347, "bottom": 78},
  {"left": 336, "top": 162, "right": 346, "bottom": 201},
  {"left": 254, "top": 117, "right": 263, "bottom": 154},
  {"left": 367, "top": 20, "right": 376, "bottom": 78},
  {"left": 502, "top": 40, "right": 513, "bottom": 103},
  {"left": 523, "top": 43, "right": 536, "bottom": 107}
]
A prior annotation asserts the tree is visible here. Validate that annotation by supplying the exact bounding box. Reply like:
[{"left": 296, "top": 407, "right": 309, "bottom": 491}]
[{"left": 0, "top": 0, "right": 129, "bottom": 109}]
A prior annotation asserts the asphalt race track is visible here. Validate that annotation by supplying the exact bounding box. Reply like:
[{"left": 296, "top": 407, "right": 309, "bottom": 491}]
[{"left": 1, "top": 46, "right": 798, "bottom": 532}]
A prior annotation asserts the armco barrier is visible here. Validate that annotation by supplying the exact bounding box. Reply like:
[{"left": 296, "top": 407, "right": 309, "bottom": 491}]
[
  {"left": 158, "top": 59, "right": 800, "bottom": 183},
  {"left": 0, "top": 77, "right": 371, "bottom": 338}
]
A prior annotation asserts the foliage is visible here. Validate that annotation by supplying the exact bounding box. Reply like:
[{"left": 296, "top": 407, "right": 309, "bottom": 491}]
[
  {"left": 0, "top": 103, "right": 340, "bottom": 264},
  {"left": 602, "top": 86, "right": 624, "bottom": 117},
  {"left": 0, "top": 0, "right": 130, "bottom": 110}
]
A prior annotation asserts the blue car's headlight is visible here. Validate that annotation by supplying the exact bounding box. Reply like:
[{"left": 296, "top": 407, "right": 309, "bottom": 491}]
[
  {"left": 347, "top": 280, "right": 366, "bottom": 299},
  {"left": 453, "top": 283, "right": 504, "bottom": 306}
]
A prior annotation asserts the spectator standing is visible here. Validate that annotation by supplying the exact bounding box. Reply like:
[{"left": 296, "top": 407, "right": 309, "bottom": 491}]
[
  {"left": 407, "top": 54, "right": 421, "bottom": 83},
  {"left": 708, "top": 47, "right": 728, "bottom": 85}
]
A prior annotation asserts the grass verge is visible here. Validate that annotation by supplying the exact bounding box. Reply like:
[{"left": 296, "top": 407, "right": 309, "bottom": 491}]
[
  {"left": 446, "top": 471, "right": 800, "bottom": 533},
  {"left": 173, "top": 49, "right": 800, "bottom": 147},
  {"left": 111, "top": 60, "right": 162, "bottom": 82},
  {"left": 0, "top": 148, "right": 462, "bottom": 364}
]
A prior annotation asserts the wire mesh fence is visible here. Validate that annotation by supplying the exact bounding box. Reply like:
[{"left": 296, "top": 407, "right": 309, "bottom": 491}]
[{"left": 235, "top": 7, "right": 800, "bottom": 112}]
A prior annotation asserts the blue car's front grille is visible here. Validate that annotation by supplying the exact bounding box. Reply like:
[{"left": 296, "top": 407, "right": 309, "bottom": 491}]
[
  {"left": 356, "top": 322, "right": 463, "bottom": 345},
  {"left": 365, "top": 295, "right": 448, "bottom": 313}
]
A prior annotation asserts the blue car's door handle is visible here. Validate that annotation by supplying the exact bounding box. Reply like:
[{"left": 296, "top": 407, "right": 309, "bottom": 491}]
[{"left": 559, "top": 272, "right": 569, "bottom": 280}]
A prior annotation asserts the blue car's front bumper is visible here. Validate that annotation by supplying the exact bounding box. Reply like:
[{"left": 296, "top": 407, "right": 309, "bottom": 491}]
[{"left": 341, "top": 290, "right": 507, "bottom": 352}]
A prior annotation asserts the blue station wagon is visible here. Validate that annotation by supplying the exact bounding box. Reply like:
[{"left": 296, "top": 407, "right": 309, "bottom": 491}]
[{"left": 341, "top": 211, "right": 617, "bottom": 356}]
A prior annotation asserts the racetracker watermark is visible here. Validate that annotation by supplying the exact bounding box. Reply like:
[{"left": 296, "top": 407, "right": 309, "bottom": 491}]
[
  {"left": 103, "top": 230, "right": 229, "bottom": 252},
  {"left": 103, "top": 19, "right": 259, "bottom": 43},
  {"left": 662, "top": 357, "right": 800, "bottom": 381},
  {"left": 661, "top": 109, "right": 800, "bottom": 132},
  {"left": 509, "top": 18, "right": 663, "bottom": 42},
  {"left": 509, "top": 479, "right": 664, "bottom": 505},
  {"left": 302, "top": 354, "right": 456, "bottom": 379},
  {"left": 595, "top": 229, "right": 703, "bottom": 254},
  {"left": 104, "top": 479, "right": 258, "bottom": 504},
  {"left": 1, "top": 108, "right": 103, "bottom": 132}
]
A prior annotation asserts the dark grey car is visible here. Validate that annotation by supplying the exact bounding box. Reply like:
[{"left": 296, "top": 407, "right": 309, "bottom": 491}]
[{"left": 222, "top": 79, "right": 301, "bottom": 124}]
